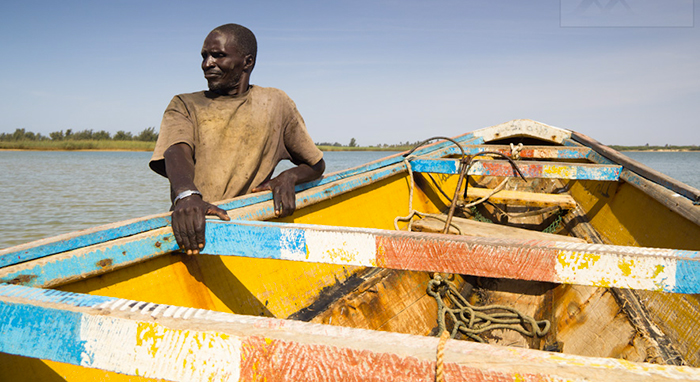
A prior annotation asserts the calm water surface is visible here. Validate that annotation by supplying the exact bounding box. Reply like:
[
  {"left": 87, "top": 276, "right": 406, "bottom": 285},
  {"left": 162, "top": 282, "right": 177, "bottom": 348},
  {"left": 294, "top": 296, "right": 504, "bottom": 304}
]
[
  {"left": 1, "top": 150, "right": 698, "bottom": 250},
  {"left": 0, "top": 151, "right": 399, "bottom": 249}
]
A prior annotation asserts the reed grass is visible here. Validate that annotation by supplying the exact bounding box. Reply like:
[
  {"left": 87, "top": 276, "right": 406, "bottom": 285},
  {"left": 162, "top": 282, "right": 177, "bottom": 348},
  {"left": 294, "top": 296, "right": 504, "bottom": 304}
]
[{"left": 0, "top": 140, "right": 156, "bottom": 151}]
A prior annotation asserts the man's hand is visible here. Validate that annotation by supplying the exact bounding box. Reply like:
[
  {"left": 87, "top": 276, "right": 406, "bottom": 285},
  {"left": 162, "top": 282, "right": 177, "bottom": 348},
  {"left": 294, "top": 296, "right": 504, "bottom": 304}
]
[
  {"left": 171, "top": 194, "right": 230, "bottom": 255},
  {"left": 252, "top": 171, "right": 297, "bottom": 217},
  {"left": 252, "top": 158, "right": 325, "bottom": 218}
]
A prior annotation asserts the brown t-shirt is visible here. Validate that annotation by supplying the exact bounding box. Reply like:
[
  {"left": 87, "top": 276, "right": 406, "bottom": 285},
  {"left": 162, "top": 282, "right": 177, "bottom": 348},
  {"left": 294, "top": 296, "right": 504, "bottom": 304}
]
[{"left": 149, "top": 86, "right": 323, "bottom": 203}]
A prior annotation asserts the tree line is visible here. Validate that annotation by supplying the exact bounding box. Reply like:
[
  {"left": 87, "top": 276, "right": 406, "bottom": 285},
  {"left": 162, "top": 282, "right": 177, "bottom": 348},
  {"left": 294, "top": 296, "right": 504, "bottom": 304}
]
[{"left": 0, "top": 127, "right": 158, "bottom": 142}]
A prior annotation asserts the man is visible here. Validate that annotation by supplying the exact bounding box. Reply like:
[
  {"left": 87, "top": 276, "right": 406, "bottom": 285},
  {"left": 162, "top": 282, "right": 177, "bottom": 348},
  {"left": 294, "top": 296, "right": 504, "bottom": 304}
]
[{"left": 149, "top": 23, "right": 325, "bottom": 255}]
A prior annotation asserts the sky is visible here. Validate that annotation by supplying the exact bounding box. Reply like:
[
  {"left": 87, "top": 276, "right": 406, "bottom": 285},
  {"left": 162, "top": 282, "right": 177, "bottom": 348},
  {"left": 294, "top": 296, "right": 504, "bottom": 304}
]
[{"left": 0, "top": 0, "right": 698, "bottom": 146}]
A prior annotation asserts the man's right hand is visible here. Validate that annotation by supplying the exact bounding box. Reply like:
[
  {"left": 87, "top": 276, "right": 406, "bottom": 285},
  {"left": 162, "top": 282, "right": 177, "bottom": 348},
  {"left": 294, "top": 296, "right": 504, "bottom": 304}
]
[{"left": 171, "top": 194, "right": 230, "bottom": 255}]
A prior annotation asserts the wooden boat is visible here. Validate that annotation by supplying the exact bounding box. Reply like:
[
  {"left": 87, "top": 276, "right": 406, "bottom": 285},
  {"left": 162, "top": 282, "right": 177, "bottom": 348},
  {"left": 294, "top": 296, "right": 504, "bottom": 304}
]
[{"left": 1, "top": 119, "right": 699, "bottom": 381}]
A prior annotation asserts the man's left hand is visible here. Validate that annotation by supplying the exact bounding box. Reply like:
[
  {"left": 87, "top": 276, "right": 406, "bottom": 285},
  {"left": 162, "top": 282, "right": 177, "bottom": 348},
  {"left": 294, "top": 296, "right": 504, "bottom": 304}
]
[{"left": 252, "top": 171, "right": 297, "bottom": 217}]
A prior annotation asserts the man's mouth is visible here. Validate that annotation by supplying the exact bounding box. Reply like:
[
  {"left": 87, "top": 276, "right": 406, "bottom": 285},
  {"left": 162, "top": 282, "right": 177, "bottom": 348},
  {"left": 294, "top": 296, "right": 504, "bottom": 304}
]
[{"left": 204, "top": 71, "right": 222, "bottom": 79}]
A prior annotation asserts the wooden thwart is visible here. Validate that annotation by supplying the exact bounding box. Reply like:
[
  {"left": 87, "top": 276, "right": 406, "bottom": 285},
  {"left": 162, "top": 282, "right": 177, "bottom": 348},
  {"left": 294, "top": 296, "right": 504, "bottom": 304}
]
[
  {"left": 464, "top": 188, "right": 577, "bottom": 209},
  {"left": 411, "top": 216, "right": 585, "bottom": 243},
  {"left": 409, "top": 159, "right": 622, "bottom": 181},
  {"left": 1, "top": 283, "right": 699, "bottom": 382}
]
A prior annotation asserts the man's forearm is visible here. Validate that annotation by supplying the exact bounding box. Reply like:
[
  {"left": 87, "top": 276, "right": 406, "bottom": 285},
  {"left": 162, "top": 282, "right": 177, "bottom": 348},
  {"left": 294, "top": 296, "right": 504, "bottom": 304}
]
[
  {"left": 279, "top": 158, "right": 326, "bottom": 186},
  {"left": 164, "top": 143, "right": 198, "bottom": 199}
]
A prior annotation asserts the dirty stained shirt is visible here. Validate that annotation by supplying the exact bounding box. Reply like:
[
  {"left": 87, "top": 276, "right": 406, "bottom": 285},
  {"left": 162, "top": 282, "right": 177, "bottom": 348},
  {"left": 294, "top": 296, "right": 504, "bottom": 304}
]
[{"left": 149, "top": 86, "right": 323, "bottom": 203}]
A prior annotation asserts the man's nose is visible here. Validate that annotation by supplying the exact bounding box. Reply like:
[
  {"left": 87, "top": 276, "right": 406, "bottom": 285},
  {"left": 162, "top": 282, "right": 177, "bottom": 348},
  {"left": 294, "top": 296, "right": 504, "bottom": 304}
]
[{"left": 202, "top": 56, "right": 215, "bottom": 69}]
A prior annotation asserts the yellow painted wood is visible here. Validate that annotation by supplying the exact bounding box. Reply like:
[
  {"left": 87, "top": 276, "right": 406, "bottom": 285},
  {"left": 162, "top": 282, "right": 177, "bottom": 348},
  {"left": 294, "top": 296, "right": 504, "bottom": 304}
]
[
  {"left": 569, "top": 180, "right": 700, "bottom": 250},
  {"left": 465, "top": 188, "right": 577, "bottom": 208},
  {"left": 0, "top": 353, "right": 165, "bottom": 382}
]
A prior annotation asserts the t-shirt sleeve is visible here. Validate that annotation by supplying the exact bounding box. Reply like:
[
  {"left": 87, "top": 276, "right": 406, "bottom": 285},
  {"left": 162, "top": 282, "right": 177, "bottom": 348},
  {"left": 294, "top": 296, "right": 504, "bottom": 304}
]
[
  {"left": 282, "top": 98, "right": 323, "bottom": 167},
  {"left": 149, "top": 96, "right": 196, "bottom": 178}
]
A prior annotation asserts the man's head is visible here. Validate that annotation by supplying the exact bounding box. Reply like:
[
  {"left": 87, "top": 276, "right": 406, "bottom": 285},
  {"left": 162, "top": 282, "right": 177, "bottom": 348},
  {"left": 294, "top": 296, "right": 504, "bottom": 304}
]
[{"left": 201, "top": 24, "right": 257, "bottom": 96}]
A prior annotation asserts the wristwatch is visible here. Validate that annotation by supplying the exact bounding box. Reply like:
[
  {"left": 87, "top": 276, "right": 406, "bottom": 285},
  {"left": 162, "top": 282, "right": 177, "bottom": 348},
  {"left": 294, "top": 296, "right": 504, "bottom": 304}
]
[{"left": 174, "top": 190, "right": 202, "bottom": 205}]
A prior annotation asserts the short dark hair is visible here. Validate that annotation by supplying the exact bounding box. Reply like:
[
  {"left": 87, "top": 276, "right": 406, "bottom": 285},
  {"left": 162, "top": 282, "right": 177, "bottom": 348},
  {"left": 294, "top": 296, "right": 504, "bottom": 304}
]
[{"left": 212, "top": 24, "right": 257, "bottom": 66}]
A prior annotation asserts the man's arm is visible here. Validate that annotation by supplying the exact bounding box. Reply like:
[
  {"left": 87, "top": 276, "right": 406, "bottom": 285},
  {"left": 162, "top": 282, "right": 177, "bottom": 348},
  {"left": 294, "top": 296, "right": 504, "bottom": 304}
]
[
  {"left": 164, "top": 143, "right": 230, "bottom": 255},
  {"left": 252, "top": 158, "right": 325, "bottom": 217}
]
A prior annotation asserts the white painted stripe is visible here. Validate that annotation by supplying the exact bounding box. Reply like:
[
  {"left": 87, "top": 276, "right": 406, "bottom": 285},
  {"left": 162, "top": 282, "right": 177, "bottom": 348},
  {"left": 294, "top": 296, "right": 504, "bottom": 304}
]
[
  {"left": 79, "top": 314, "right": 241, "bottom": 381},
  {"left": 555, "top": 250, "right": 677, "bottom": 291},
  {"left": 299, "top": 230, "right": 378, "bottom": 266}
]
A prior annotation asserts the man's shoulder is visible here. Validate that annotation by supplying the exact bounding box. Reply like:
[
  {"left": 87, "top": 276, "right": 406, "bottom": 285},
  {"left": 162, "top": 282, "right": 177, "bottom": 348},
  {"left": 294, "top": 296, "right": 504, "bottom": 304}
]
[
  {"left": 173, "top": 90, "right": 208, "bottom": 102},
  {"left": 250, "top": 85, "right": 291, "bottom": 99}
]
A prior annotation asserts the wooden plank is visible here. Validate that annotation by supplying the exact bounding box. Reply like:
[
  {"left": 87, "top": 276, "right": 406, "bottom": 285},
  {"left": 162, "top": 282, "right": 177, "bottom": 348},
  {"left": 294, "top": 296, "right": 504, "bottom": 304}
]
[
  {"left": 440, "top": 145, "right": 592, "bottom": 159},
  {"left": 464, "top": 188, "right": 578, "bottom": 208},
  {"left": 0, "top": 134, "right": 483, "bottom": 267},
  {"left": 471, "top": 119, "right": 572, "bottom": 144},
  {"left": 572, "top": 131, "right": 700, "bottom": 205},
  {"left": 410, "top": 159, "right": 622, "bottom": 181},
  {"left": 4, "top": 218, "right": 699, "bottom": 293},
  {"left": 411, "top": 216, "right": 585, "bottom": 243},
  {"left": 1, "top": 283, "right": 699, "bottom": 381},
  {"left": 191, "top": 220, "right": 698, "bottom": 293}
]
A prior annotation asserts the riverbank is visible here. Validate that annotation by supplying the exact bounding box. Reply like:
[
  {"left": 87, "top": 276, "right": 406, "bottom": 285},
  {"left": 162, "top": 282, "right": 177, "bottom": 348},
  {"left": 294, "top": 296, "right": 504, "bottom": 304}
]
[
  {"left": 1, "top": 141, "right": 413, "bottom": 152},
  {"left": 0, "top": 140, "right": 156, "bottom": 151},
  {"left": 3, "top": 140, "right": 698, "bottom": 152}
]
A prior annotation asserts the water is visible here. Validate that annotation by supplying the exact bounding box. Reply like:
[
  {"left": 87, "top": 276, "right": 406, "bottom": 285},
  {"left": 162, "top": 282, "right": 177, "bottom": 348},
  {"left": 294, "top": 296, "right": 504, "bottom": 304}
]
[
  {"left": 0, "top": 150, "right": 399, "bottom": 249},
  {"left": 623, "top": 151, "right": 700, "bottom": 191},
  {"left": 1, "top": 150, "right": 697, "bottom": 250}
]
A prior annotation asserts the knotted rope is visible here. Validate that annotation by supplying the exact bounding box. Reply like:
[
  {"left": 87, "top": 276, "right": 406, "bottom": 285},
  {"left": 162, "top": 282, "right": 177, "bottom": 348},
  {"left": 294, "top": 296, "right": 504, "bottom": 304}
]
[{"left": 428, "top": 274, "right": 550, "bottom": 343}]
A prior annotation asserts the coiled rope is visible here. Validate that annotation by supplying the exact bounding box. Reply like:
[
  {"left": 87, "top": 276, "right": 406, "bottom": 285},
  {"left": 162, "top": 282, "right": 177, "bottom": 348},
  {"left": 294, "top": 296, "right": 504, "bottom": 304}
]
[{"left": 428, "top": 274, "right": 551, "bottom": 343}]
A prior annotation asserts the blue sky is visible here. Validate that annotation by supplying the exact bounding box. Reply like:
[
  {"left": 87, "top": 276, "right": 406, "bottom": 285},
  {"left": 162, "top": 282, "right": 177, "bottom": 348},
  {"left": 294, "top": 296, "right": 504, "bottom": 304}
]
[{"left": 0, "top": 0, "right": 698, "bottom": 146}]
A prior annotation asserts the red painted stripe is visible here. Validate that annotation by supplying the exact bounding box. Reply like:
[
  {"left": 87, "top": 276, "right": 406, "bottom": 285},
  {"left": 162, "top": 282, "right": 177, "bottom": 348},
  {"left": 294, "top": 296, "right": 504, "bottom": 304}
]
[
  {"left": 376, "top": 235, "right": 558, "bottom": 282},
  {"left": 240, "top": 336, "right": 554, "bottom": 381}
]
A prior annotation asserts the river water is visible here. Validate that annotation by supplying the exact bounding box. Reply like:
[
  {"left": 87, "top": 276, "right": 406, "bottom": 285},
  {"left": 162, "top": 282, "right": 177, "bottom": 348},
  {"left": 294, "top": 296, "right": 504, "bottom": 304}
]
[{"left": 1, "top": 150, "right": 698, "bottom": 250}]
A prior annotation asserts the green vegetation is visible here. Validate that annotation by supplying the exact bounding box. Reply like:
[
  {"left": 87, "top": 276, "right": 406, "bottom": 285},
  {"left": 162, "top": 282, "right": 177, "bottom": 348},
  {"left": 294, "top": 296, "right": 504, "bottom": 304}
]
[
  {"left": 609, "top": 144, "right": 700, "bottom": 152},
  {"left": 0, "top": 127, "right": 158, "bottom": 151}
]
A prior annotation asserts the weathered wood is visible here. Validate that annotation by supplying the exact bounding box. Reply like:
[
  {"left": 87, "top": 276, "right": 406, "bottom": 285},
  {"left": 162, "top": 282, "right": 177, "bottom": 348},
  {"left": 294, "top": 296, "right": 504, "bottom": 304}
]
[
  {"left": 2, "top": 283, "right": 699, "bottom": 381},
  {"left": 198, "top": 220, "right": 700, "bottom": 293},
  {"left": 309, "top": 269, "right": 446, "bottom": 336},
  {"left": 411, "top": 216, "right": 585, "bottom": 243},
  {"left": 439, "top": 145, "right": 592, "bottom": 160},
  {"left": 410, "top": 158, "right": 622, "bottom": 181},
  {"left": 572, "top": 131, "right": 700, "bottom": 205},
  {"left": 564, "top": 205, "right": 686, "bottom": 365},
  {"left": 552, "top": 284, "right": 647, "bottom": 360},
  {"left": 464, "top": 187, "right": 578, "bottom": 209},
  {"left": 471, "top": 119, "right": 572, "bottom": 143}
]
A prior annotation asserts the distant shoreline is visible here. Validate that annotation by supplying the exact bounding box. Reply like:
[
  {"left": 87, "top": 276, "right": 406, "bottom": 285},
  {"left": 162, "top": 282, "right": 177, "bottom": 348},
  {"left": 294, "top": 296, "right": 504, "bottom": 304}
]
[{"left": 1, "top": 141, "right": 698, "bottom": 152}]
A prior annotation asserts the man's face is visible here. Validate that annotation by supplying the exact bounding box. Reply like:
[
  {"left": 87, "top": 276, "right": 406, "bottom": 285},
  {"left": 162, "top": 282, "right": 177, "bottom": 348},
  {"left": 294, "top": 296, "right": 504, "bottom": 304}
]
[{"left": 201, "top": 31, "right": 249, "bottom": 95}]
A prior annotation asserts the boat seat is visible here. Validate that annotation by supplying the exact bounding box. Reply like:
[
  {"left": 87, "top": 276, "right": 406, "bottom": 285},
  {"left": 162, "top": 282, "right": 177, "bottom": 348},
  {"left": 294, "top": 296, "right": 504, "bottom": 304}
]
[
  {"left": 464, "top": 188, "right": 577, "bottom": 209},
  {"left": 411, "top": 215, "right": 586, "bottom": 243}
]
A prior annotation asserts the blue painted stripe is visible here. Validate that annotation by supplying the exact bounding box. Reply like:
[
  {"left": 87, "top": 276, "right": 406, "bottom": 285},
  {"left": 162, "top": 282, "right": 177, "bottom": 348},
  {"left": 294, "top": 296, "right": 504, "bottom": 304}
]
[
  {"left": 0, "top": 216, "right": 171, "bottom": 268},
  {"left": 409, "top": 158, "right": 460, "bottom": 174},
  {"left": 0, "top": 300, "right": 85, "bottom": 365},
  {"left": 0, "top": 231, "right": 179, "bottom": 287},
  {"left": 0, "top": 135, "right": 481, "bottom": 267},
  {"left": 206, "top": 221, "right": 284, "bottom": 260},
  {"left": 410, "top": 159, "right": 622, "bottom": 180},
  {"left": 673, "top": 256, "right": 700, "bottom": 294},
  {"left": 0, "top": 283, "right": 115, "bottom": 307}
]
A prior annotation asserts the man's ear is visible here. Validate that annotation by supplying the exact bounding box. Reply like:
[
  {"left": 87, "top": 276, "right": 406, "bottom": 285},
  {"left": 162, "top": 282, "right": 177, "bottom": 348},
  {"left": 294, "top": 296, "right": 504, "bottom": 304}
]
[{"left": 244, "top": 55, "right": 255, "bottom": 72}]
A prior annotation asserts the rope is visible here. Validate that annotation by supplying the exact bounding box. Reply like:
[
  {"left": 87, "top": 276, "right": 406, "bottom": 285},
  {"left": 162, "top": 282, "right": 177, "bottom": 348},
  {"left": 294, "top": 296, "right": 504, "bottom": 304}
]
[
  {"left": 427, "top": 274, "right": 550, "bottom": 343},
  {"left": 510, "top": 143, "right": 524, "bottom": 160},
  {"left": 435, "top": 329, "right": 450, "bottom": 382},
  {"left": 394, "top": 156, "right": 462, "bottom": 233}
]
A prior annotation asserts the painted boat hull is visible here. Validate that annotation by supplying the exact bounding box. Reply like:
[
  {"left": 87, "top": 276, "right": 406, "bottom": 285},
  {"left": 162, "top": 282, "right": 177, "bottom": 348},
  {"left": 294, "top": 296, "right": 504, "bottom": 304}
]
[{"left": 1, "top": 119, "right": 700, "bottom": 381}]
